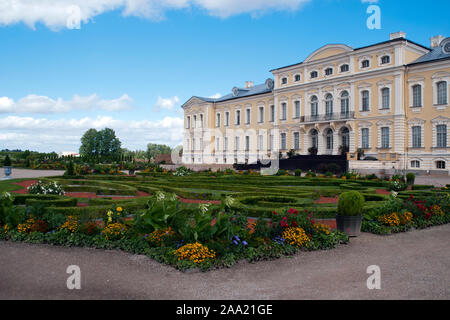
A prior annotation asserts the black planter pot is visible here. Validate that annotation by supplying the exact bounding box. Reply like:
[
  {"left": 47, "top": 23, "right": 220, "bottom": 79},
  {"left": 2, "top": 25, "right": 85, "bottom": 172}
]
[{"left": 336, "top": 215, "right": 362, "bottom": 237}]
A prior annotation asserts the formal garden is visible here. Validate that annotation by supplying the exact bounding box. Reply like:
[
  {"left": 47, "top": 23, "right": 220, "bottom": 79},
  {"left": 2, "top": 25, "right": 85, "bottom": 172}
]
[{"left": 1, "top": 165, "right": 449, "bottom": 271}]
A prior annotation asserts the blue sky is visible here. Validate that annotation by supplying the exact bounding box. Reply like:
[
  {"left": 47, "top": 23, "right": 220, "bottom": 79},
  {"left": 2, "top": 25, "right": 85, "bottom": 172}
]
[{"left": 0, "top": 0, "right": 449, "bottom": 153}]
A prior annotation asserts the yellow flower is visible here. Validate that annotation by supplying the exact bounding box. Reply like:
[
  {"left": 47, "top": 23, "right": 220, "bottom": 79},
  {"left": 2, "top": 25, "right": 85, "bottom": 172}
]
[
  {"left": 282, "top": 227, "right": 310, "bottom": 247},
  {"left": 116, "top": 207, "right": 123, "bottom": 212}
]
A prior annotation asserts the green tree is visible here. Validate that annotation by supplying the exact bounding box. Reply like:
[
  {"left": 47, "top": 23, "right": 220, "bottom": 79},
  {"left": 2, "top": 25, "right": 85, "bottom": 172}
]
[
  {"left": 79, "top": 128, "right": 99, "bottom": 160},
  {"left": 79, "top": 128, "right": 121, "bottom": 162},
  {"left": 146, "top": 143, "right": 171, "bottom": 162}
]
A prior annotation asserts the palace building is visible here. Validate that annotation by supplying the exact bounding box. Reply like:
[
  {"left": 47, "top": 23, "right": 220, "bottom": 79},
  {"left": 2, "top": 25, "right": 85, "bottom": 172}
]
[{"left": 182, "top": 32, "right": 450, "bottom": 175}]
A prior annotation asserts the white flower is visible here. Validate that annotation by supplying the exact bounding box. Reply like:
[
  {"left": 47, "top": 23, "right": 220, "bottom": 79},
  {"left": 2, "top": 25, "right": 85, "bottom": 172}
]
[
  {"left": 155, "top": 191, "right": 166, "bottom": 201},
  {"left": 391, "top": 191, "right": 398, "bottom": 198},
  {"left": 224, "top": 195, "right": 235, "bottom": 207},
  {"left": 199, "top": 203, "right": 210, "bottom": 214}
]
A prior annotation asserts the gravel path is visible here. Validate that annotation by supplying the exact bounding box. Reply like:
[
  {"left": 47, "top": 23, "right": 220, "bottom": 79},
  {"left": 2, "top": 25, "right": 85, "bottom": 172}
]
[
  {"left": 1, "top": 168, "right": 65, "bottom": 179},
  {"left": 1, "top": 224, "right": 449, "bottom": 300}
]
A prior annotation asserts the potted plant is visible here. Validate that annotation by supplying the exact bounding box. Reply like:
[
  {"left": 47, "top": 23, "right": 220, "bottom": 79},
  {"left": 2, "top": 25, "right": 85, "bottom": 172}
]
[
  {"left": 128, "top": 163, "right": 136, "bottom": 175},
  {"left": 336, "top": 191, "right": 365, "bottom": 237},
  {"left": 3, "top": 155, "right": 12, "bottom": 179},
  {"left": 308, "top": 146, "right": 318, "bottom": 155}
]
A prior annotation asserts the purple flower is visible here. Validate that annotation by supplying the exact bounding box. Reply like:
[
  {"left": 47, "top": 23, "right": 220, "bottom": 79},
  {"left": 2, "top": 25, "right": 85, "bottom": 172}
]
[
  {"left": 242, "top": 241, "right": 248, "bottom": 246},
  {"left": 232, "top": 240, "right": 239, "bottom": 245}
]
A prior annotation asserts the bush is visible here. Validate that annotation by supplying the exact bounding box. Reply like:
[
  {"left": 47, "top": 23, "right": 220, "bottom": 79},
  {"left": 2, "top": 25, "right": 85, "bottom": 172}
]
[
  {"left": 3, "top": 155, "right": 11, "bottom": 167},
  {"left": 406, "top": 173, "right": 415, "bottom": 185},
  {"left": 337, "top": 191, "right": 365, "bottom": 216},
  {"left": 294, "top": 169, "right": 302, "bottom": 177}
]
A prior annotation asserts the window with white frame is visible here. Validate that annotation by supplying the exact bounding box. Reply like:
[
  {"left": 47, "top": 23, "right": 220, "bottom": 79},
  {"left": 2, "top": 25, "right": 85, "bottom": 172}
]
[
  {"left": 411, "top": 160, "right": 420, "bottom": 168},
  {"left": 200, "top": 114, "right": 203, "bottom": 128},
  {"left": 193, "top": 115, "right": 197, "bottom": 128},
  {"left": 294, "top": 132, "right": 300, "bottom": 150},
  {"left": 236, "top": 110, "right": 241, "bottom": 125},
  {"left": 325, "top": 129, "right": 333, "bottom": 150},
  {"left": 325, "top": 94, "right": 333, "bottom": 117},
  {"left": 245, "top": 108, "right": 251, "bottom": 124},
  {"left": 216, "top": 113, "right": 221, "bottom": 127},
  {"left": 259, "top": 107, "right": 264, "bottom": 123},
  {"left": 224, "top": 137, "right": 228, "bottom": 152},
  {"left": 380, "top": 55, "right": 390, "bottom": 65},
  {"left": 294, "top": 74, "right": 301, "bottom": 82},
  {"left": 361, "top": 128, "right": 370, "bottom": 149},
  {"left": 235, "top": 136, "right": 240, "bottom": 151},
  {"left": 325, "top": 67, "right": 333, "bottom": 76},
  {"left": 281, "top": 102, "right": 287, "bottom": 120},
  {"left": 381, "top": 127, "right": 390, "bottom": 148},
  {"left": 280, "top": 133, "right": 287, "bottom": 150},
  {"left": 381, "top": 88, "right": 390, "bottom": 109},
  {"left": 361, "top": 59, "right": 370, "bottom": 69},
  {"left": 311, "top": 96, "right": 318, "bottom": 118},
  {"left": 361, "top": 90, "right": 370, "bottom": 112},
  {"left": 310, "top": 71, "right": 318, "bottom": 79},
  {"left": 245, "top": 136, "right": 250, "bottom": 151},
  {"left": 412, "top": 126, "right": 422, "bottom": 148},
  {"left": 437, "top": 124, "right": 447, "bottom": 148},
  {"left": 436, "top": 160, "right": 446, "bottom": 169},
  {"left": 186, "top": 116, "right": 191, "bottom": 129},
  {"left": 269, "top": 134, "right": 274, "bottom": 151},
  {"left": 340, "top": 64, "right": 349, "bottom": 73},
  {"left": 437, "top": 81, "right": 448, "bottom": 105},
  {"left": 412, "top": 85, "right": 422, "bottom": 107},
  {"left": 281, "top": 77, "right": 288, "bottom": 85},
  {"left": 270, "top": 105, "right": 275, "bottom": 122},
  {"left": 340, "top": 91, "right": 349, "bottom": 114},
  {"left": 215, "top": 137, "right": 220, "bottom": 152},
  {"left": 192, "top": 138, "right": 196, "bottom": 151},
  {"left": 258, "top": 135, "right": 263, "bottom": 151},
  {"left": 294, "top": 100, "right": 301, "bottom": 118},
  {"left": 225, "top": 112, "right": 229, "bottom": 126}
]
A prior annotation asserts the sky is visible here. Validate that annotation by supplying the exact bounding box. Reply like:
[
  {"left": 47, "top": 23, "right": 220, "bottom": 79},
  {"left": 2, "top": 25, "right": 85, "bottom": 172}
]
[{"left": 0, "top": 0, "right": 449, "bottom": 153}]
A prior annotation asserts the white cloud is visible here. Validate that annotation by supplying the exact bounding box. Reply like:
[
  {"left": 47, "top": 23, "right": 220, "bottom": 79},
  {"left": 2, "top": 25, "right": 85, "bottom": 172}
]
[
  {"left": 0, "top": 93, "right": 133, "bottom": 114},
  {"left": 0, "top": 0, "right": 310, "bottom": 30},
  {"left": 0, "top": 115, "right": 184, "bottom": 152},
  {"left": 154, "top": 96, "right": 180, "bottom": 111},
  {"left": 208, "top": 93, "right": 222, "bottom": 99}
]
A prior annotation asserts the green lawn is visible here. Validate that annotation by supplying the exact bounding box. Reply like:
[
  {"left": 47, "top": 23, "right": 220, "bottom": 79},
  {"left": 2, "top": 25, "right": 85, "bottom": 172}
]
[{"left": 0, "top": 179, "right": 28, "bottom": 193}]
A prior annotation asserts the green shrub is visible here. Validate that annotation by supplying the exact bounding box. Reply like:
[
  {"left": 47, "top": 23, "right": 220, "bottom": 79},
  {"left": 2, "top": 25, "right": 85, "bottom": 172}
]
[
  {"left": 406, "top": 173, "right": 415, "bottom": 185},
  {"left": 337, "top": 191, "right": 365, "bottom": 216},
  {"left": 3, "top": 155, "right": 12, "bottom": 167},
  {"left": 294, "top": 169, "right": 302, "bottom": 177}
]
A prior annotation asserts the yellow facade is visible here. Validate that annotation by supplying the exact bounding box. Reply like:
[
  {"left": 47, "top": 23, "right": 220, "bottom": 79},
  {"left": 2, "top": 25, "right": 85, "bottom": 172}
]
[{"left": 182, "top": 33, "right": 450, "bottom": 174}]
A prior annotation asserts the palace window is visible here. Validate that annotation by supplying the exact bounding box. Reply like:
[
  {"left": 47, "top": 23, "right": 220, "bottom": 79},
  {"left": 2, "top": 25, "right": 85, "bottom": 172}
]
[
  {"left": 270, "top": 105, "right": 275, "bottom": 122},
  {"left": 310, "top": 129, "right": 318, "bottom": 149},
  {"left": 225, "top": 112, "right": 229, "bottom": 126},
  {"left": 325, "top": 94, "right": 333, "bottom": 117},
  {"left": 381, "top": 88, "right": 390, "bottom": 109},
  {"left": 236, "top": 110, "right": 241, "bottom": 125},
  {"left": 216, "top": 113, "right": 221, "bottom": 127},
  {"left": 281, "top": 103, "right": 287, "bottom": 120},
  {"left": 200, "top": 114, "right": 203, "bottom": 128},
  {"left": 411, "top": 160, "right": 420, "bottom": 168},
  {"left": 361, "top": 128, "right": 370, "bottom": 149},
  {"left": 436, "top": 161, "right": 446, "bottom": 169},
  {"left": 412, "top": 85, "right": 422, "bottom": 107},
  {"left": 281, "top": 77, "right": 288, "bottom": 85},
  {"left": 326, "top": 129, "right": 333, "bottom": 150},
  {"left": 361, "top": 60, "right": 370, "bottom": 68},
  {"left": 224, "top": 137, "right": 228, "bottom": 152},
  {"left": 258, "top": 135, "right": 263, "bottom": 151},
  {"left": 340, "top": 91, "right": 349, "bottom": 115},
  {"left": 259, "top": 107, "right": 264, "bottom": 123},
  {"left": 310, "top": 71, "right": 318, "bottom": 79},
  {"left": 245, "top": 136, "right": 250, "bottom": 151},
  {"left": 437, "top": 124, "right": 447, "bottom": 148},
  {"left": 234, "top": 136, "right": 240, "bottom": 151},
  {"left": 362, "top": 90, "right": 370, "bottom": 111},
  {"left": 186, "top": 116, "right": 191, "bottom": 129},
  {"left": 280, "top": 133, "right": 287, "bottom": 150},
  {"left": 294, "top": 74, "right": 301, "bottom": 82},
  {"left": 294, "top": 132, "right": 300, "bottom": 150},
  {"left": 340, "top": 64, "right": 349, "bottom": 73},
  {"left": 193, "top": 115, "right": 197, "bottom": 128},
  {"left": 381, "top": 127, "right": 390, "bottom": 148},
  {"left": 246, "top": 109, "right": 251, "bottom": 124},
  {"left": 381, "top": 55, "right": 390, "bottom": 65},
  {"left": 269, "top": 134, "right": 274, "bottom": 151},
  {"left": 437, "top": 81, "right": 448, "bottom": 105},
  {"left": 325, "top": 68, "right": 333, "bottom": 76},
  {"left": 412, "top": 126, "right": 422, "bottom": 148},
  {"left": 294, "top": 101, "right": 301, "bottom": 118},
  {"left": 311, "top": 96, "right": 318, "bottom": 118}
]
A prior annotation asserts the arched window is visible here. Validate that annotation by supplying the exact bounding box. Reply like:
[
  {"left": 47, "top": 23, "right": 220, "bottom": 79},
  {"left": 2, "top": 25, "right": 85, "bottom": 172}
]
[
  {"left": 411, "top": 160, "right": 420, "bottom": 168},
  {"left": 311, "top": 96, "right": 319, "bottom": 119},
  {"left": 361, "top": 90, "right": 370, "bottom": 111},
  {"left": 281, "top": 77, "right": 288, "bottom": 85},
  {"left": 325, "top": 94, "right": 333, "bottom": 118},
  {"left": 436, "top": 124, "right": 447, "bottom": 148},
  {"left": 381, "top": 88, "right": 390, "bottom": 109},
  {"left": 437, "top": 81, "right": 447, "bottom": 105},
  {"left": 294, "top": 74, "right": 301, "bottom": 82},
  {"left": 325, "top": 68, "right": 333, "bottom": 76},
  {"left": 340, "top": 64, "right": 349, "bottom": 73},
  {"left": 310, "top": 71, "right": 318, "bottom": 79},
  {"left": 361, "top": 128, "right": 369, "bottom": 149},
  {"left": 361, "top": 60, "right": 370, "bottom": 68},
  {"left": 340, "top": 91, "right": 349, "bottom": 115},
  {"left": 326, "top": 129, "right": 334, "bottom": 150},
  {"left": 381, "top": 55, "right": 390, "bottom": 64},
  {"left": 436, "top": 160, "right": 446, "bottom": 169},
  {"left": 412, "top": 84, "right": 422, "bottom": 107}
]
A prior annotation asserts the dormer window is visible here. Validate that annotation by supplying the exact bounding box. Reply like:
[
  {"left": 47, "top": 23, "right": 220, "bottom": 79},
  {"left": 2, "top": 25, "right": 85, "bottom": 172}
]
[
  {"left": 361, "top": 60, "right": 370, "bottom": 69},
  {"left": 310, "top": 71, "right": 318, "bottom": 79},
  {"left": 340, "top": 64, "right": 349, "bottom": 73},
  {"left": 294, "top": 74, "right": 301, "bottom": 82},
  {"left": 381, "top": 55, "right": 390, "bottom": 65},
  {"left": 325, "top": 68, "right": 333, "bottom": 76},
  {"left": 281, "top": 77, "right": 288, "bottom": 85}
]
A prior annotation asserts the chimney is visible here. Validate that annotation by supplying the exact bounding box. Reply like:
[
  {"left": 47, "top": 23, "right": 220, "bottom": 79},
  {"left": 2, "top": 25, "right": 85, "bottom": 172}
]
[
  {"left": 390, "top": 31, "right": 406, "bottom": 40},
  {"left": 430, "top": 35, "right": 444, "bottom": 48},
  {"left": 245, "top": 81, "right": 254, "bottom": 89}
]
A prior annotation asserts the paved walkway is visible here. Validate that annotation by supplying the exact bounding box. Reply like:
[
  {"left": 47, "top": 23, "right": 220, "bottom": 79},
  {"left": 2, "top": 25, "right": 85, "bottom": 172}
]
[
  {"left": 415, "top": 175, "right": 450, "bottom": 187},
  {"left": 1, "top": 168, "right": 65, "bottom": 180},
  {"left": 1, "top": 224, "right": 449, "bottom": 300}
]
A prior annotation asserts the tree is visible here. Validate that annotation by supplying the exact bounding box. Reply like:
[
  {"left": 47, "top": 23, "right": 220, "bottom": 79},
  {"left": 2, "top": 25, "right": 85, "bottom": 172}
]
[
  {"left": 79, "top": 128, "right": 121, "bottom": 162},
  {"left": 146, "top": 143, "right": 171, "bottom": 162}
]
